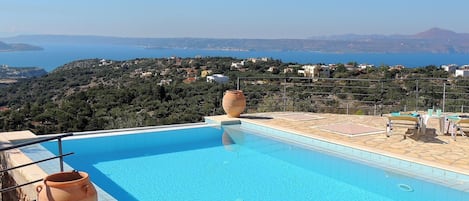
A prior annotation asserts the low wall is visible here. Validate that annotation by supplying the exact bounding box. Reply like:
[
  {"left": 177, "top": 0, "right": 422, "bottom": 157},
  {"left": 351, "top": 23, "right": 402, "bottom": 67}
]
[
  {"left": 1, "top": 131, "right": 47, "bottom": 201},
  {"left": 1, "top": 153, "right": 31, "bottom": 201}
]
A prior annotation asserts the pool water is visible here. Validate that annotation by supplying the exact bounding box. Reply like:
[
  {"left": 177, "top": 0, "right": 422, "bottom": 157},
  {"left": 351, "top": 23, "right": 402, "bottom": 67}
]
[{"left": 42, "top": 125, "right": 467, "bottom": 201}]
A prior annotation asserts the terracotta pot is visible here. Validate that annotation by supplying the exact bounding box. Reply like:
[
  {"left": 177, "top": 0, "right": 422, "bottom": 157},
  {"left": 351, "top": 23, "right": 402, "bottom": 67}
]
[
  {"left": 36, "top": 170, "right": 97, "bottom": 201},
  {"left": 222, "top": 90, "right": 246, "bottom": 117}
]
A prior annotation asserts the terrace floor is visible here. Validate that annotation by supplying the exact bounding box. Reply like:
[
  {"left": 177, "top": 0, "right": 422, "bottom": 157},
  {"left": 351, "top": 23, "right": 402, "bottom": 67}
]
[{"left": 206, "top": 112, "right": 469, "bottom": 176}]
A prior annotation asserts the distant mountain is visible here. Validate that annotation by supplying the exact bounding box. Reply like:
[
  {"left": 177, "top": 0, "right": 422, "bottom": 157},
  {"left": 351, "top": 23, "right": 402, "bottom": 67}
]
[
  {"left": 413, "top": 28, "right": 467, "bottom": 39},
  {"left": 0, "top": 41, "right": 43, "bottom": 52},
  {"left": 309, "top": 34, "right": 406, "bottom": 41},
  {"left": 2, "top": 28, "right": 469, "bottom": 53}
]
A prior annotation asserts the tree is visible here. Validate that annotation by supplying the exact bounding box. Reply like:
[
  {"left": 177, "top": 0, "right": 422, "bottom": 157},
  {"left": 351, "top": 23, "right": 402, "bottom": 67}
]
[
  {"left": 335, "top": 63, "right": 347, "bottom": 73},
  {"left": 347, "top": 61, "right": 358, "bottom": 67},
  {"left": 157, "top": 85, "right": 167, "bottom": 102}
]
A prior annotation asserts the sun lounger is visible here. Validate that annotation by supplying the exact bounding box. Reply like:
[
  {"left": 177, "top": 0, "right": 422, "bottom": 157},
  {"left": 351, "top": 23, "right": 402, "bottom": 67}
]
[{"left": 386, "top": 114, "right": 421, "bottom": 139}]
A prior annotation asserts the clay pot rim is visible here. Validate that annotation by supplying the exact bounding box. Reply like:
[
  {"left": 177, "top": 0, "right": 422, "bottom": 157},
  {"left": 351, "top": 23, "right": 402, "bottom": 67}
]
[
  {"left": 225, "top": 89, "right": 243, "bottom": 93},
  {"left": 44, "top": 171, "right": 89, "bottom": 186},
  {"left": 226, "top": 89, "right": 243, "bottom": 92}
]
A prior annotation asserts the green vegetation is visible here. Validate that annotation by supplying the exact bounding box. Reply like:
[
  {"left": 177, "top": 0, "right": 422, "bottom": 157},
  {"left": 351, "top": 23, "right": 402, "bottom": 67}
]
[
  {"left": 0, "top": 66, "right": 47, "bottom": 80},
  {"left": 0, "top": 57, "right": 467, "bottom": 135}
]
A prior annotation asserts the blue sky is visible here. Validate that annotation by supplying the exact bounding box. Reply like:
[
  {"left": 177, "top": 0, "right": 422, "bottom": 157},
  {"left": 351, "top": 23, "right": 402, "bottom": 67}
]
[{"left": 1, "top": 0, "right": 468, "bottom": 39}]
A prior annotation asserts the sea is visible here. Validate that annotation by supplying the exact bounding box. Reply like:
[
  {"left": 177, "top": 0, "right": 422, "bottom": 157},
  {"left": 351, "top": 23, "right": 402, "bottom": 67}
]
[{"left": 1, "top": 43, "right": 468, "bottom": 72}]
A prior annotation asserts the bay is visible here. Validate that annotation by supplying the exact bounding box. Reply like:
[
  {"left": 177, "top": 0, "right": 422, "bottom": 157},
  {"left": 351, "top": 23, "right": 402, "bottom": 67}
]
[{"left": 0, "top": 43, "right": 468, "bottom": 72}]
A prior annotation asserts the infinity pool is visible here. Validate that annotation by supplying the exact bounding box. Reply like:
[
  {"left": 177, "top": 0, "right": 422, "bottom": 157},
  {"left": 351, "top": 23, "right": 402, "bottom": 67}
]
[{"left": 41, "top": 124, "right": 468, "bottom": 201}]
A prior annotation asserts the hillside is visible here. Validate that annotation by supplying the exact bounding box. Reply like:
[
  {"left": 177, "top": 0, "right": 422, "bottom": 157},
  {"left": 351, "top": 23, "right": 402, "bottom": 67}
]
[
  {"left": 0, "top": 57, "right": 277, "bottom": 134},
  {"left": 0, "top": 57, "right": 454, "bottom": 134}
]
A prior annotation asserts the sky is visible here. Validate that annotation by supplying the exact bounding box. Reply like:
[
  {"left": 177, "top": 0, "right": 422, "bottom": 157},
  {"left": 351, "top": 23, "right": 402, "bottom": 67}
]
[{"left": 1, "top": 0, "right": 469, "bottom": 39}]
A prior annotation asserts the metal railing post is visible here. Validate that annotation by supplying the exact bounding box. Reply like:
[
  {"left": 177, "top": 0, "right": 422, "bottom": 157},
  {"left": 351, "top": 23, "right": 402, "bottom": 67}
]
[
  {"left": 415, "top": 79, "right": 419, "bottom": 112},
  {"left": 58, "top": 138, "right": 64, "bottom": 172},
  {"left": 283, "top": 78, "right": 287, "bottom": 112},
  {"left": 443, "top": 82, "right": 446, "bottom": 113},
  {"left": 380, "top": 80, "right": 384, "bottom": 115}
]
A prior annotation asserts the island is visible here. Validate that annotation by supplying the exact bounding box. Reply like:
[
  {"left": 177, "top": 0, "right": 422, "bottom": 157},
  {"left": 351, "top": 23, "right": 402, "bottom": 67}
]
[{"left": 0, "top": 41, "right": 43, "bottom": 52}]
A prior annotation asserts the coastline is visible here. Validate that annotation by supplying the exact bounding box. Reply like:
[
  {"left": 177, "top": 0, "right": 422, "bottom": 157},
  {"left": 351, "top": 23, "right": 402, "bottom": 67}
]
[
  {"left": 1, "top": 44, "right": 468, "bottom": 72},
  {"left": 0, "top": 48, "right": 43, "bottom": 52}
]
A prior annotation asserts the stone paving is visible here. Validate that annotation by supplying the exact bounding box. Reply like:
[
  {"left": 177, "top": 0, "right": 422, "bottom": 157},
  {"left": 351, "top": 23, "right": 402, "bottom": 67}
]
[{"left": 207, "top": 112, "right": 469, "bottom": 175}]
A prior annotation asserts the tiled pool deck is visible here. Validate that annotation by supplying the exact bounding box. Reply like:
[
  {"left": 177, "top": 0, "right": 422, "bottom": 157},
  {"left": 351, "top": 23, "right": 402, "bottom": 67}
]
[
  {"left": 2, "top": 112, "right": 469, "bottom": 200},
  {"left": 207, "top": 112, "right": 469, "bottom": 179}
]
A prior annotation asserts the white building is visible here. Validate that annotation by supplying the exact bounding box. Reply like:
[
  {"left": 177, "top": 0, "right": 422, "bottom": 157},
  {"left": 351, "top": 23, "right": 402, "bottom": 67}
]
[
  {"left": 230, "top": 61, "right": 245, "bottom": 69},
  {"left": 98, "top": 59, "right": 112, "bottom": 66},
  {"left": 460, "top": 65, "right": 469, "bottom": 70},
  {"left": 140, "top": 72, "right": 153, "bottom": 78},
  {"left": 358, "top": 64, "right": 374, "bottom": 69},
  {"left": 247, "top": 57, "right": 269, "bottom": 63},
  {"left": 267, "top": 66, "right": 279, "bottom": 73},
  {"left": 207, "top": 74, "right": 229, "bottom": 84},
  {"left": 158, "top": 79, "right": 172, "bottom": 86},
  {"left": 283, "top": 67, "right": 294, "bottom": 74},
  {"left": 441, "top": 64, "right": 458, "bottom": 73},
  {"left": 298, "top": 65, "right": 320, "bottom": 78},
  {"left": 455, "top": 69, "right": 469, "bottom": 77}
]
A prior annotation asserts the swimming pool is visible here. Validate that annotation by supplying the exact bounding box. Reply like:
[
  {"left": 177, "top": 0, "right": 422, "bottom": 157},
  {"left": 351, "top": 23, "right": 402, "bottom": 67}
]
[{"left": 39, "top": 123, "right": 468, "bottom": 201}]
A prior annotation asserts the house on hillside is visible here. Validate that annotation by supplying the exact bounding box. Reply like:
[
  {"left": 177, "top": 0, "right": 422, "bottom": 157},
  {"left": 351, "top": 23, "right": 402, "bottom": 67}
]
[
  {"left": 298, "top": 65, "right": 320, "bottom": 78},
  {"left": 231, "top": 61, "right": 245, "bottom": 69},
  {"left": 140, "top": 72, "right": 153, "bottom": 78},
  {"left": 460, "top": 65, "right": 469, "bottom": 70},
  {"left": 390, "top": 65, "right": 405, "bottom": 70},
  {"left": 267, "top": 66, "right": 279, "bottom": 73},
  {"left": 283, "top": 67, "right": 294, "bottom": 74},
  {"left": 99, "top": 59, "right": 112, "bottom": 66},
  {"left": 358, "top": 64, "right": 374, "bottom": 69},
  {"left": 200, "top": 70, "right": 213, "bottom": 78},
  {"left": 455, "top": 69, "right": 469, "bottom": 77},
  {"left": 247, "top": 57, "right": 269, "bottom": 63},
  {"left": 298, "top": 65, "right": 330, "bottom": 78},
  {"left": 207, "top": 74, "right": 229, "bottom": 84},
  {"left": 441, "top": 64, "right": 458, "bottom": 73},
  {"left": 158, "top": 79, "right": 172, "bottom": 86}
]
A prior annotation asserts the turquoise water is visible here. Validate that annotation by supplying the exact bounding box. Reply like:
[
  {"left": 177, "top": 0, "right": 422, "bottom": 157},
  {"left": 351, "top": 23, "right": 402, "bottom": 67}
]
[{"left": 42, "top": 125, "right": 467, "bottom": 201}]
